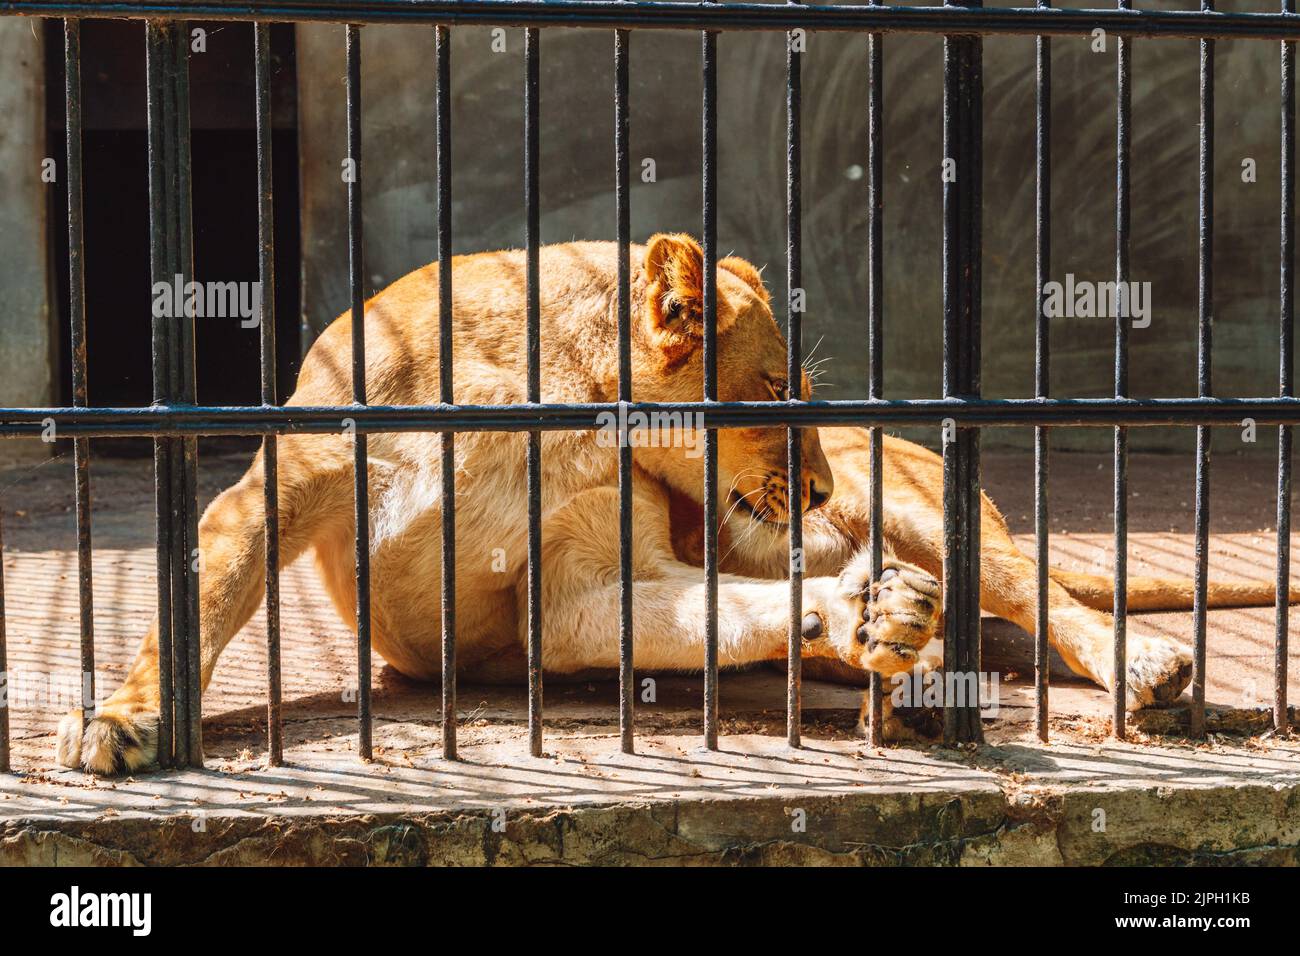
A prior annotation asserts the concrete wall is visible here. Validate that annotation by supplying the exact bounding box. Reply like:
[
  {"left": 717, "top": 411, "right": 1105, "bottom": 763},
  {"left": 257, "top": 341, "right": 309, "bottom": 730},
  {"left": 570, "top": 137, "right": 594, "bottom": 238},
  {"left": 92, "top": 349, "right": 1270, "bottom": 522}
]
[
  {"left": 297, "top": 10, "right": 1294, "bottom": 454},
  {"left": 0, "top": 20, "right": 52, "bottom": 467}
]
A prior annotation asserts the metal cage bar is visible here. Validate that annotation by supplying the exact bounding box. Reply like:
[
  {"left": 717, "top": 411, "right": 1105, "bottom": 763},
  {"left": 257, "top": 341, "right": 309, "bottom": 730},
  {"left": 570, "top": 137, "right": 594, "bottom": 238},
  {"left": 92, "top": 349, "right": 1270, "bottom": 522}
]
[
  {"left": 146, "top": 19, "right": 203, "bottom": 768},
  {"left": 866, "top": 4, "right": 885, "bottom": 746},
  {"left": 345, "top": 23, "right": 373, "bottom": 761},
  {"left": 786, "top": 1, "right": 805, "bottom": 748},
  {"left": 1033, "top": 0, "right": 1051, "bottom": 742},
  {"left": 11, "top": 397, "right": 1300, "bottom": 437},
  {"left": 12, "top": 2, "right": 1300, "bottom": 41},
  {"left": 941, "top": 18, "right": 985, "bottom": 745},
  {"left": 1280, "top": 0, "right": 1296, "bottom": 737},
  {"left": 253, "top": 20, "right": 283, "bottom": 765},
  {"left": 1191, "top": 2, "right": 1215, "bottom": 738},
  {"left": 1113, "top": 1, "right": 1132, "bottom": 739},
  {"left": 436, "top": 23, "right": 457, "bottom": 760},
  {"left": 702, "top": 21, "right": 721, "bottom": 751},
  {"left": 615, "top": 27, "right": 635, "bottom": 754},
  {"left": 525, "top": 26, "right": 544, "bottom": 758},
  {"left": 65, "top": 18, "right": 97, "bottom": 739}
]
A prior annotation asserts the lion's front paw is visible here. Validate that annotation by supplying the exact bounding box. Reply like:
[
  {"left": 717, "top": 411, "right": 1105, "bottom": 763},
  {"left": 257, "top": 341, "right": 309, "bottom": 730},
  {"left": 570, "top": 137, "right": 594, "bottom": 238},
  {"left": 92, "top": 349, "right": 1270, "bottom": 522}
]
[
  {"left": 57, "top": 707, "right": 159, "bottom": 775},
  {"left": 1123, "top": 635, "right": 1193, "bottom": 711},
  {"left": 856, "top": 692, "right": 944, "bottom": 743},
  {"left": 836, "top": 555, "right": 942, "bottom": 677}
]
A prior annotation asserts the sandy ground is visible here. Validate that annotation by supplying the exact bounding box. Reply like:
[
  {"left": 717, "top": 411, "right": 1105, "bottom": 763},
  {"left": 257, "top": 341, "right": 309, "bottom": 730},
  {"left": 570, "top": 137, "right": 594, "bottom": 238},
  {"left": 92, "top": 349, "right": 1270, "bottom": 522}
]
[{"left": 0, "top": 442, "right": 1297, "bottom": 772}]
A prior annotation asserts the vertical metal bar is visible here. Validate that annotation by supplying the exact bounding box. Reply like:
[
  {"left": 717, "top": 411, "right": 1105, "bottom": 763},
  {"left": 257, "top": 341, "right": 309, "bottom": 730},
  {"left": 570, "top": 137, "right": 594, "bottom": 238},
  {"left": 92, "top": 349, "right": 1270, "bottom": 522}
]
[
  {"left": 254, "top": 22, "right": 282, "bottom": 766},
  {"left": 702, "top": 21, "right": 720, "bottom": 752},
  {"left": 0, "top": 504, "right": 8, "bottom": 773},
  {"left": 1191, "top": 5, "right": 1214, "bottom": 738},
  {"left": 866, "top": 10, "right": 885, "bottom": 747},
  {"left": 1113, "top": 3, "right": 1132, "bottom": 739},
  {"left": 147, "top": 20, "right": 202, "bottom": 768},
  {"left": 525, "top": 26, "right": 544, "bottom": 758},
  {"left": 173, "top": 25, "right": 204, "bottom": 769},
  {"left": 786, "top": 4, "right": 804, "bottom": 749},
  {"left": 146, "top": 26, "right": 175, "bottom": 766},
  {"left": 615, "top": 27, "right": 635, "bottom": 755},
  {"left": 436, "top": 23, "right": 457, "bottom": 760},
  {"left": 941, "top": 14, "right": 984, "bottom": 746},
  {"left": 1279, "top": 0, "right": 1295, "bottom": 737},
  {"left": 1034, "top": 4, "right": 1051, "bottom": 743},
  {"left": 345, "top": 24, "right": 372, "bottom": 762},
  {"left": 65, "top": 19, "right": 96, "bottom": 735}
]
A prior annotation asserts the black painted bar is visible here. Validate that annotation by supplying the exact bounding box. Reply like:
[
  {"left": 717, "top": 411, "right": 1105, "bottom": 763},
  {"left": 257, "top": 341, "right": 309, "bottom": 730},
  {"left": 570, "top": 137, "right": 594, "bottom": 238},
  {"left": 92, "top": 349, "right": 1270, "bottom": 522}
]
[
  {"left": 345, "top": 23, "right": 372, "bottom": 761},
  {"left": 65, "top": 18, "right": 97, "bottom": 739},
  {"left": 1191, "top": 2, "right": 1214, "bottom": 738},
  {"left": 941, "top": 17, "right": 985, "bottom": 745},
  {"left": 866, "top": 4, "right": 885, "bottom": 746},
  {"left": 12, "top": 396, "right": 1300, "bottom": 436},
  {"left": 615, "top": 26, "right": 635, "bottom": 755},
  {"left": 1113, "top": 0, "right": 1131, "bottom": 739},
  {"left": 146, "top": 20, "right": 203, "bottom": 768},
  {"left": 254, "top": 21, "right": 282, "bottom": 766},
  {"left": 1280, "top": 0, "right": 1296, "bottom": 737},
  {"left": 436, "top": 23, "right": 457, "bottom": 760},
  {"left": 9, "top": 2, "right": 1300, "bottom": 42},
  {"left": 525, "top": 26, "right": 544, "bottom": 758},
  {"left": 786, "top": 2, "right": 804, "bottom": 749},
  {"left": 702, "top": 21, "right": 720, "bottom": 752},
  {"left": 1034, "top": 0, "right": 1051, "bottom": 743}
]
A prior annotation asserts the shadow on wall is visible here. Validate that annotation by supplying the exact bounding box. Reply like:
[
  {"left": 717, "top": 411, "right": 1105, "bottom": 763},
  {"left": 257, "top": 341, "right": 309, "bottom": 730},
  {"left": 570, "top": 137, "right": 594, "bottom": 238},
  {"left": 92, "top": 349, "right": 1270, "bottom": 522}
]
[{"left": 296, "top": 0, "right": 1289, "bottom": 455}]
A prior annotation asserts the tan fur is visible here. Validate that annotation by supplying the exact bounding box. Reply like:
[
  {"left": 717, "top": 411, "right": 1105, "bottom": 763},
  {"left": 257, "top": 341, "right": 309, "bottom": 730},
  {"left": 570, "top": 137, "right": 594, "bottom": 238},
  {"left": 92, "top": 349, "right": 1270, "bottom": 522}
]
[{"left": 58, "top": 236, "right": 1279, "bottom": 774}]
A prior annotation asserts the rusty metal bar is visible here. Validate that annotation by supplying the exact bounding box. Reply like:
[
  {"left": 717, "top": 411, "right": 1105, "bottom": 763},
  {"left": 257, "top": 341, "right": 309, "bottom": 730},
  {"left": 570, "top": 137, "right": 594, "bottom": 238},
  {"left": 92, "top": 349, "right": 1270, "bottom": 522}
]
[
  {"left": 1279, "top": 0, "right": 1296, "bottom": 737},
  {"left": 1113, "top": 0, "right": 1132, "bottom": 739},
  {"left": 65, "top": 18, "right": 97, "bottom": 738},
  {"left": 1190, "top": 1, "right": 1214, "bottom": 738},
  {"left": 866, "top": 1, "right": 885, "bottom": 747},
  {"left": 436, "top": 23, "right": 457, "bottom": 760},
  {"left": 10, "top": 2, "right": 1300, "bottom": 42},
  {"left": 345, "top": 23, "right": 372, "bottom": 761},
  {"left": 1034, "top": 0, "right": 1051, "bottom": 743},
  {"left": 941, "top": 13, "right": 985, "bottom": 745},
  {"left": 525, "top": 25, "right": 544, "bottom": 758},
  {"left": 702, "top": 13, "right": 720, "bottom": 753},
  {"left": 786, "top": 1, "right": 804, "bottom": 749},
  {"left": 254, "top": 20, "right": 282, "bottom": 766},
  {"left": 615, "top": 26, "right": 635, "bottom": 754}
]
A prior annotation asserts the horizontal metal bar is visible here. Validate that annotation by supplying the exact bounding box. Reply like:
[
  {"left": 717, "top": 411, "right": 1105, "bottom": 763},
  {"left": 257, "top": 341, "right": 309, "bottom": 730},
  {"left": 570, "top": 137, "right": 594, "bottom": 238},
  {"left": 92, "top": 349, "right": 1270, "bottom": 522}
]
[
  {"left": 5, "top": 1, "right": 1300, "bottom": 41},
  {"left": 6, "top": 397, "right": 1300, "bottom": 436}
]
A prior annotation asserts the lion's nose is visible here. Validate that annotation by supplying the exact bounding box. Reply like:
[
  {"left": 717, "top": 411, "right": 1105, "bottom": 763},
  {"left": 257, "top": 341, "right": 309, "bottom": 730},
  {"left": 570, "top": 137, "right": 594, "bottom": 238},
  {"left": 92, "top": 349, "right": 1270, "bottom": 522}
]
[{"left": 807, "top": 479, "right": 830, "bottom": 511}]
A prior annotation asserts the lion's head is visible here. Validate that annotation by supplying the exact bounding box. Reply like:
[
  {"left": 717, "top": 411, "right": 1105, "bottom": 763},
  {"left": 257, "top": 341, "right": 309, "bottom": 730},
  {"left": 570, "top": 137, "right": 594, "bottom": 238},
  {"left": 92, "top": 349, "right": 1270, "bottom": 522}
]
[{"left": 630, "top": 233, "right": 833, "bottom": 530}]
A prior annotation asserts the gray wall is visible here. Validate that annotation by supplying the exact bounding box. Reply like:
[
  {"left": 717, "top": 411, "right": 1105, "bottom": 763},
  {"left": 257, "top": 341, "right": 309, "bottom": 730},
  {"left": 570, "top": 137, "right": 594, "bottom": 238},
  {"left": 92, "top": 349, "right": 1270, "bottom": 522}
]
[
  {"left": 296, "top": 10, "right": 1290, "bottom": 453},
  {"left": 0, "top": 20, "right": 52, "bottom": 467}
]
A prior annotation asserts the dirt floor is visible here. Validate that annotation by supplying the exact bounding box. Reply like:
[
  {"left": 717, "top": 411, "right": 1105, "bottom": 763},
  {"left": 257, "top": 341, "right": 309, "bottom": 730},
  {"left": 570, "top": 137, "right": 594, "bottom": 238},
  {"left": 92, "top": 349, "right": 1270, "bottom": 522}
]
[
  {"left": 2, "top": 443, "right": 1299, "bottom": 864},
  {"left": 0, "top": 442, "right": 1298, "bottom": 759}
]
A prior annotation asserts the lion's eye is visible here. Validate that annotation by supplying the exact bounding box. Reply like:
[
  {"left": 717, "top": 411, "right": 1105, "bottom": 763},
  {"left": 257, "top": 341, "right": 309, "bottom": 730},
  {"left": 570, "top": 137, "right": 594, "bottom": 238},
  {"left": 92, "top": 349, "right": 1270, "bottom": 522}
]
[{"left": 768, "top": 379, "right": 790, "bottom": 401}]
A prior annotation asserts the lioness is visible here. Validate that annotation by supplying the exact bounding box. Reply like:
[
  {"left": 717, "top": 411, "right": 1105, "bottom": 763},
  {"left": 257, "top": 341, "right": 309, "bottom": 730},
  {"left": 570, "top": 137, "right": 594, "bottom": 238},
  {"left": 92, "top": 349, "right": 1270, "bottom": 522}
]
[{"left": 58, "top": 234, "right": 1287, "bottom": 774}]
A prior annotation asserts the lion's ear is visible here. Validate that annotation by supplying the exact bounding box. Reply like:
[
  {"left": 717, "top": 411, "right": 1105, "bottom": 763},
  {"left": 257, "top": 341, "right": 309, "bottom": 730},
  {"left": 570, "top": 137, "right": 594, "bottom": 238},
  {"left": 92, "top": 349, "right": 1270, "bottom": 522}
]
[
  {"left": 644, "top": 233, "right": 706, "bottom": 339},
  {"left": 719, "top": 256, "right": 770, "bottom": 305},
  {"left": 643, "top": 234, "right": 738, "bottom": 350}
]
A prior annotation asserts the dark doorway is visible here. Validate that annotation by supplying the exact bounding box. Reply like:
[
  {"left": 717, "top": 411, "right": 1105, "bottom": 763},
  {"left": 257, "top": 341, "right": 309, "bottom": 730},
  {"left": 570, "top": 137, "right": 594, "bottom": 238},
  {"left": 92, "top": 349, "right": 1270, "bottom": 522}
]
[{"left": 46, "top": 20, "right": 301, "bottom": 454}]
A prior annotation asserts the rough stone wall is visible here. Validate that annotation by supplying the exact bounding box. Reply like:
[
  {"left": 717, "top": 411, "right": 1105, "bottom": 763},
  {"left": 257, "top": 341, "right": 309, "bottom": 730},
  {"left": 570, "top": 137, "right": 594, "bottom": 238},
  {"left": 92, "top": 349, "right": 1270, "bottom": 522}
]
[
  {"left": 0, "top": 20, "right": 52, "bottom": 468},
  {"left": 296, "top": 3, "right": 1293, "bottom": 454}
]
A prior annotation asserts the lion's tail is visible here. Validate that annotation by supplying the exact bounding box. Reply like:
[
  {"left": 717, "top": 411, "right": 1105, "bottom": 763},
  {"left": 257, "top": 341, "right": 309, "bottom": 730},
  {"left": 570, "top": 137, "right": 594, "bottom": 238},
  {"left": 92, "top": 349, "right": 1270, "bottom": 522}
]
[{"left": 1048, "top": 567, "right": 1300, "bottom": 612}]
